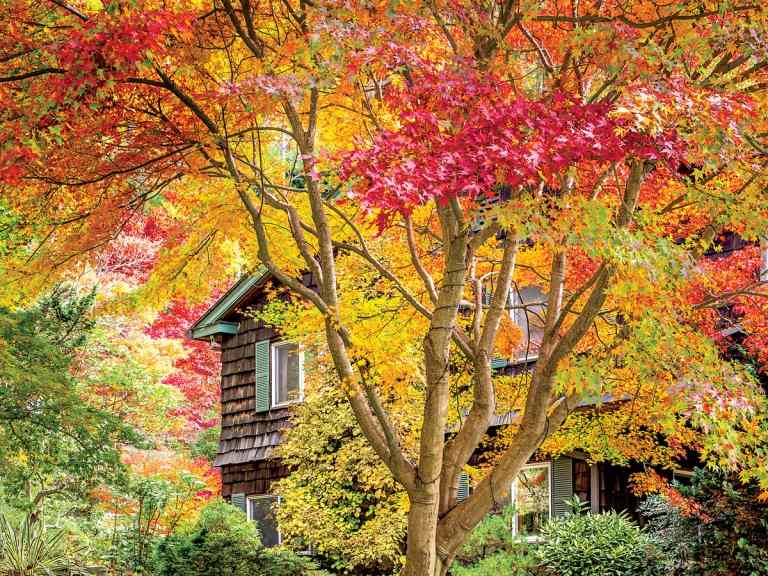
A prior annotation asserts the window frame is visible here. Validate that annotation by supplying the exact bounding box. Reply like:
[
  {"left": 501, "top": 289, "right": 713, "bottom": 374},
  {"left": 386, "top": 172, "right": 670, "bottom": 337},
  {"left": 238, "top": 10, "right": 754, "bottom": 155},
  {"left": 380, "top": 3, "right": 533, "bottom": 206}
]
[
  {"left": 481, "top": 279, "right": 545, "bottom": 365},
  {"left": 510, "top": 461, "right": 552, "bottom": 540},
  {"left": 270, "top": 341, "right": 304, "bottom": 408},
  {"left": 509, "top": 285, "right": 546, "bottom": 363},
  {"left": 246, "top": 494, "right": 282, "bottom": 547}
]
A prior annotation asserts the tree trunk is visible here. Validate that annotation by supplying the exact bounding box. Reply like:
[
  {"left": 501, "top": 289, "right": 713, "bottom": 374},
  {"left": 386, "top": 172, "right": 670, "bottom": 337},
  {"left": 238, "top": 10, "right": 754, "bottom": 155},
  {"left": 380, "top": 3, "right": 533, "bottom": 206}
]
[{"left": 401, "top": 487, "right": 442, "bottom": 576}]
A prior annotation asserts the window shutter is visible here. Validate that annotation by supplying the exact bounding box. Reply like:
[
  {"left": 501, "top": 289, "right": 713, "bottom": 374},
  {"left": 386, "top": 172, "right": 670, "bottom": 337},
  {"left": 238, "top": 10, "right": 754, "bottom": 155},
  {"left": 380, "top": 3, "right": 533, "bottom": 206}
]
[
  {"left": 255, "top": 340, "right": 271, "bottom": 412},
  {"left": 551, "top": 456, "right": 573, "bottom": 517},
  {"left": 231, "top": 492, "right": 247, "bottom": 514},
  {"left": 457, "top": 471, "right": 470, "bottom": 502}
]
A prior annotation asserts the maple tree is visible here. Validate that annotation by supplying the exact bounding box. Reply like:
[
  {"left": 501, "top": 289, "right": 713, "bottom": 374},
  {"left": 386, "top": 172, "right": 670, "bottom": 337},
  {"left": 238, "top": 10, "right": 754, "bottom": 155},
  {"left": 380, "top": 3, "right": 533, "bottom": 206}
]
[
  {"left": 146, "top": 299, "right": 222, "bottom": 437},
  {"left": 2, "top": 0, "right": 768, "bottom": 574}
]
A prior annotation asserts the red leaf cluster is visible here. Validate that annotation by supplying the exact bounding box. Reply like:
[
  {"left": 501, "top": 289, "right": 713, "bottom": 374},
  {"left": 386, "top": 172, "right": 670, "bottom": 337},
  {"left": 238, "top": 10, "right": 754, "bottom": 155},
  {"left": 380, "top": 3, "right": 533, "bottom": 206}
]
[
  {"left": 50, "top": 10, "right": 194, "bottom": 104},
  {"left": 341, "top": 67, "right": 684, "bottom": 221},
  {"left": 147, "top": 299, "right": 221, "bottom": 434}
]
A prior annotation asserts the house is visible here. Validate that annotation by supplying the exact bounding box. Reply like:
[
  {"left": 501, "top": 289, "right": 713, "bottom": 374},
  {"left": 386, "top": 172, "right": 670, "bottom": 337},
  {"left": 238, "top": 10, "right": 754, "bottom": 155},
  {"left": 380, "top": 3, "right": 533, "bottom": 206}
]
[
  {"left": 190, "top": 270, "right": 310, "bottom": 547},
  {"left": 191, "top": 263, "right": 709, "bottom": 544}
]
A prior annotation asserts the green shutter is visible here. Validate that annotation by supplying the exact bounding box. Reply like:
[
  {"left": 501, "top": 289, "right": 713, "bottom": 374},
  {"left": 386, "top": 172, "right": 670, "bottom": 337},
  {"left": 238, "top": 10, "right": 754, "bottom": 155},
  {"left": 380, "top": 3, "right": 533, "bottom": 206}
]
[
  {"left": 231, "top": 492, "right": 247, "bottom": 514},
  {"left": 551, "top": 456, "right": 573, "bottom": 518},
  {"left": 255, "top": 340, "right": 271, "bottom": 412},
  {"left": 457, "top": 471, "right": 470, "bottom": 501}
]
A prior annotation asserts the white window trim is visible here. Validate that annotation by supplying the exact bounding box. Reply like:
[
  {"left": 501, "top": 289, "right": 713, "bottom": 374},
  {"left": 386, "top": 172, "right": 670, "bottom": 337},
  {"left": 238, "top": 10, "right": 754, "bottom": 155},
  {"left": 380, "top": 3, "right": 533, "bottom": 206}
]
[
  {"left": 247, "top": 494, "right": 282, "bottom": 546},
  {"left": 270, "top": 342, "right": 304, "bottom": 408},
  {"left": 511, "top": 461, "right": 552, "bottom": 541}
]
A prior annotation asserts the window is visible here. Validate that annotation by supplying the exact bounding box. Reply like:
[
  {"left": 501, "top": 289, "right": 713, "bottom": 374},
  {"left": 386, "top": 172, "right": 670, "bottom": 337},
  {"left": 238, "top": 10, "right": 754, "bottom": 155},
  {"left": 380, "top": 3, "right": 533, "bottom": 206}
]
[
  {"left": 247, "top": 495, "right": 281, "bottom": 547},
  {"left": 573, "top": 459, "right": 592, "bottom": 508},
  {"left": 271, "top": 342, "right": 303, "bottom": 406},
  {"left": 511, "top": 462, "right": 551, "bottom": 538},
  {"left": 598, "top": 462, "right": 638, "bottom": 518},
  {"left": 482, "top": 281, "right": 546, "bottom": 362},
  {"left": 510, "top": 285, "right": 546, "bottom": 360}
]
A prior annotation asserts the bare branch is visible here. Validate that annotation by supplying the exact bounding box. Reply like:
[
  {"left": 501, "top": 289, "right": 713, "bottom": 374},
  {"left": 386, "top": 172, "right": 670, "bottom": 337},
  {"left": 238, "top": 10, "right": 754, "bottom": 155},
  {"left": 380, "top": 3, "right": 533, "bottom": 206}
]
[
  {"left": 49, "top": 0, "right": 88, "bottom": 21},
  {"left": 405, "top": 214, "right": 438, "bottom": 305}
]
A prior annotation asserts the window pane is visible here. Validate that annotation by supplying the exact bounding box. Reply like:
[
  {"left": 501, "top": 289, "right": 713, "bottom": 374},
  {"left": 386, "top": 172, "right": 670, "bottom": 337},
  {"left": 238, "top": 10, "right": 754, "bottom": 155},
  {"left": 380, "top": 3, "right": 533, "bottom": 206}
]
[
  {"left": 275, "top": 343, "right": 301, "bottom": 404},
  {"left": 510, "top": 286, "right": 546, "bottom": 358},
  {"left": 515, "top": 465, "right": 550, "bottom": 536},
  {"left": 599, "top": 463, "right": 639, "bottom": 519},
  {"left": 248, "top": 496, "right": 280, "bottom": 547},
  {"left": 573, "top": 460, "right": 591, "bottom": 506}
]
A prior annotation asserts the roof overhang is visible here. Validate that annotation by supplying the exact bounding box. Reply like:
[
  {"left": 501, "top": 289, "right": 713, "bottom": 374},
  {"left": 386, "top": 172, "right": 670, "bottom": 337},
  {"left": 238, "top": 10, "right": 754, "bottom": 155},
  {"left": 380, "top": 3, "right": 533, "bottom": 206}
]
[{"left": 189, "top": 268, "right": 269, "bottom": 340}]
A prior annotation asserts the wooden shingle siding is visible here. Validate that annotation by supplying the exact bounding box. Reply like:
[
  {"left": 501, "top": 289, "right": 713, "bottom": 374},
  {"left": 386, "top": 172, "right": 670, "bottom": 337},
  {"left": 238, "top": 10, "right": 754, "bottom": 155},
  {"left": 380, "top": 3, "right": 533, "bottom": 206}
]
[
  {"left": 214, "top": 287, "right": 306, "bottom": 495},
  {"left": 222, "top": 460, "right": 291, "bottom": 498}
]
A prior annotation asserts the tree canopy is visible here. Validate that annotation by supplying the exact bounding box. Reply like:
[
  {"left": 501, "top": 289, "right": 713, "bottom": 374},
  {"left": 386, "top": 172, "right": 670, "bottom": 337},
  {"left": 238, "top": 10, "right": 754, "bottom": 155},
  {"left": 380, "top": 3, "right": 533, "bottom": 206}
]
[{"left": 2, "top": 0, "right": 768, "bottom": 574}]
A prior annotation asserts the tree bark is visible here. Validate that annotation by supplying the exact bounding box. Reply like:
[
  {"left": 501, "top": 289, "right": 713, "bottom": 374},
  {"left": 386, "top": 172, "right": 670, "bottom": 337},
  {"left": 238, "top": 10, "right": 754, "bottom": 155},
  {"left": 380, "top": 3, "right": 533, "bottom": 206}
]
[{"left": 400, "top": 201, "right": 469, "bottom": 575}]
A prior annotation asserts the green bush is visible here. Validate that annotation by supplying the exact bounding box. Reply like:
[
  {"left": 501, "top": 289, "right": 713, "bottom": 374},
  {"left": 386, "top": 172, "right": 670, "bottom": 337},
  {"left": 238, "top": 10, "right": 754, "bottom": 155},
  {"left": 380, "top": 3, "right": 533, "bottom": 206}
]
[
  {"left": 450, "top": 505, "right": 537, "bottom": 576},
  {"left": 641, "top": 468, "right": 768, "bottom": 576},
  {"left": 637, "top": 495, "right": 691, "bottom": 575},
  {"left": 537, "top": 510, "right": 663, "bottom": 576},
  {"left": 154, "top": 499, "right": 327, "bottom": 576}
]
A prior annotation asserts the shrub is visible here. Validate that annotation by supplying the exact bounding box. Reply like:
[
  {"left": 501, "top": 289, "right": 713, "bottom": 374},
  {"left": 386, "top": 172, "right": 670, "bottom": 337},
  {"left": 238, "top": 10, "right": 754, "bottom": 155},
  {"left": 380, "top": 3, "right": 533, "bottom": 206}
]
[
  {"left": 537, "top": 510, "right": 663, "bottom": 576},
  {"left": 641, "top": 468, "right": 768, "bottom": 576},
  {"left": 450, "top": 505, "right": 537, "bottom": 576},
  {"left": 683, "top": 469, "right": 768, "bottom": 576},
  {"left": 637, "top": 495, "right": 691, "bottom": 575},
  {"left": 154, "top": 499, "right": 327, "bottom": 576},
  {"left": 274, "top": 381, "right": 406, "bottom": 575}
]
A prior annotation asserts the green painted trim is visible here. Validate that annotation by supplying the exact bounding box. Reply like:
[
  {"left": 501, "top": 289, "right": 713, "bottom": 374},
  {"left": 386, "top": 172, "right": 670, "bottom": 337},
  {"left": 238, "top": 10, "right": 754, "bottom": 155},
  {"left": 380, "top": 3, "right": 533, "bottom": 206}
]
[
  {"left": 191, "top": 321, "right": 239, "bottom": 339},
  {"left": 490, "top": 355, "right": 539, "bottom": 370},
  {"left": 230, "top": 493, "right": 247, "bottom": 514},
  {"left": 189, "top": 268, "right": 269, "bottom": 340}
]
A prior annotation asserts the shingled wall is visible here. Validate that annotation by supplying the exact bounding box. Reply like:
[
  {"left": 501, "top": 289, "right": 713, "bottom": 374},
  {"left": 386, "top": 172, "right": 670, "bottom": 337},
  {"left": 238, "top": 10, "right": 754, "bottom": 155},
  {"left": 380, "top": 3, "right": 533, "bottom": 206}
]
[
  {"left": 217, "top": 316, "right": 292, "bottom": 497},
  {"left": 213, "top": 273, "right": 317, "bottom": 498}
]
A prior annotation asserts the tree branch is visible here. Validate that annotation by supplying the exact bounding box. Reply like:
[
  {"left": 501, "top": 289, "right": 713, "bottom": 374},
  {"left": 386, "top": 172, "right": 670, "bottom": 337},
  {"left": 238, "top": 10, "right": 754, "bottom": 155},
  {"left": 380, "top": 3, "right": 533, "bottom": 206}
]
[{"left": 0, "top": 67, "right": 64, "bottom": 82}]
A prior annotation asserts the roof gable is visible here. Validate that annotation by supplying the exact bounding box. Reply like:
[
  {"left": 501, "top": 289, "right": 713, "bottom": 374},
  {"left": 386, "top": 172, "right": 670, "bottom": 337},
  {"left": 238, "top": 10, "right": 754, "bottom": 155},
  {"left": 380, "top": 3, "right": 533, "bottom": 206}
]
[{"left": 190, "top": 268, "right": 269, "bottom": 340}]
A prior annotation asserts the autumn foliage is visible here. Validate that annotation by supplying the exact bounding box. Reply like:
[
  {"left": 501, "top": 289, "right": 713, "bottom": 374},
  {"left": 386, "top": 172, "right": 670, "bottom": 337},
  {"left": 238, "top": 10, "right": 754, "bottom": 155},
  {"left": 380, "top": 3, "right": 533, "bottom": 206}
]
[{"left": 2, "top": 0, "right": 768, "bottom": 574}]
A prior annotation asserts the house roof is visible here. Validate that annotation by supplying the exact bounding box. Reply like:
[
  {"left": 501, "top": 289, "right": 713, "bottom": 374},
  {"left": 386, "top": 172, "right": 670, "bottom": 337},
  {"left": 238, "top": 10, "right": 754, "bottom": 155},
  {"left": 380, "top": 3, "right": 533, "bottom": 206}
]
[{"left": 189, "top": 268, "right": 269, "bottom": 340}]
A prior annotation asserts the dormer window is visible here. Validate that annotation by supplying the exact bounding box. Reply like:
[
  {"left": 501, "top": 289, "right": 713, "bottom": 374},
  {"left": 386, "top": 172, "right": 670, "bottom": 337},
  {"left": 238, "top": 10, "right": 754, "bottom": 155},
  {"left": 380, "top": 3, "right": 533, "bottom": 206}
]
[
  {"left": 272, "top": 342, "right": 304, "bottom": 406},
  {"left": 482, "top": 281, "right": 546, "bottom": 362},
  {"left": 510, "top": 285, "right": 546, "bottom": 359}
]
